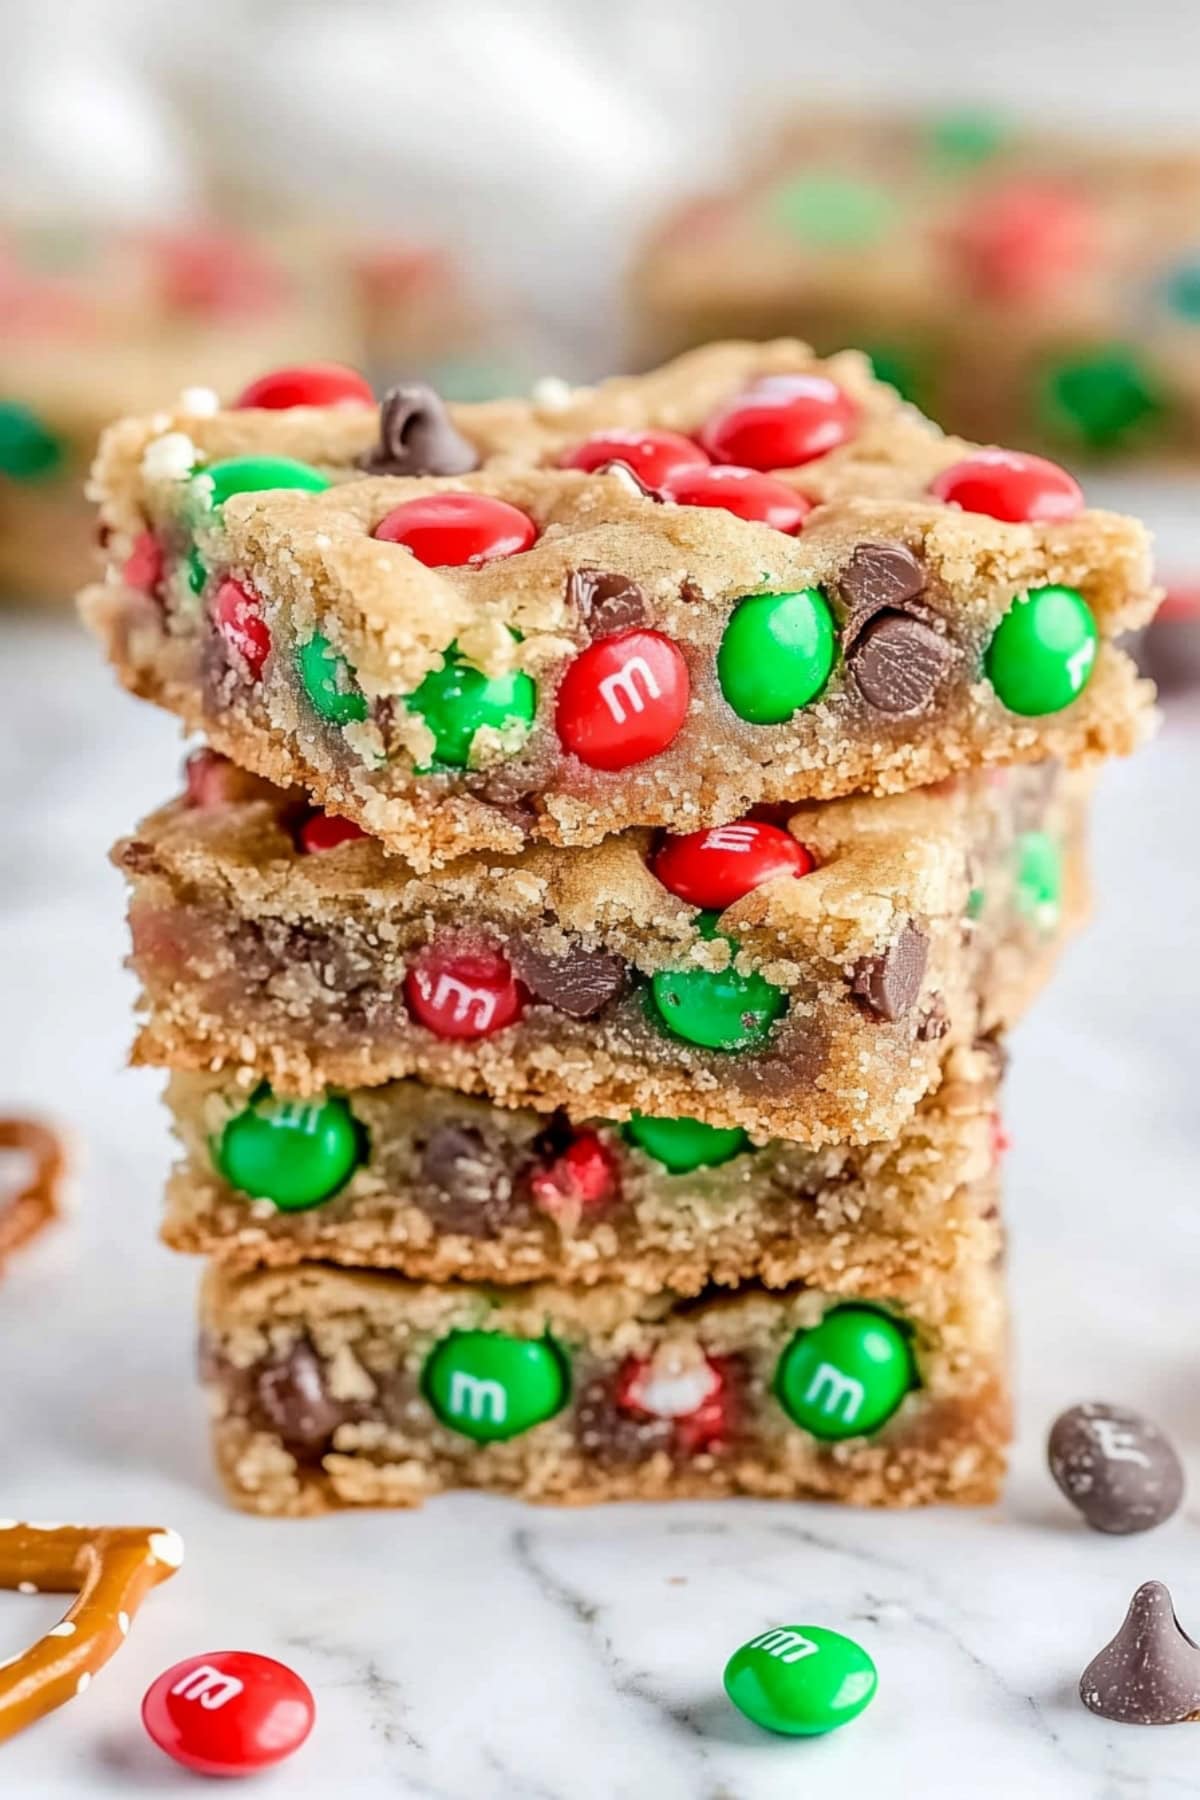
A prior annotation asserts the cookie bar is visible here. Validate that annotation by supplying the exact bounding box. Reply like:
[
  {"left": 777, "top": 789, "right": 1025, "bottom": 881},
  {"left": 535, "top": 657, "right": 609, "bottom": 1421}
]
[
  {"left": 82, "top": 341, "right": 1155, "bottom": 866},
  {"left": 633, "top": 112, "right": 1200, "bottom": 463},
  {"left": 162, "top": 1041, "right": 1005, "bottom": 1291},
  {"left": 199, "top": 1210, "right": 1009, "bottom": 1514},
  {"left": 117, "top": 759, "right": 1087, "bottom": 1144}
]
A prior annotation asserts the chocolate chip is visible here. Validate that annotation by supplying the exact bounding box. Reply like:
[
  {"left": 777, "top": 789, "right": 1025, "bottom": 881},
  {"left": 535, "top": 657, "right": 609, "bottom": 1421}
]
[
  {"left": 848, "top": 611, "right": 953, "bottom": 715},
  {"left": 510, "top": 942, "right": 628, "bottom": 1018},
  {"left": 595, "top": 459, "right": 660, "bottom": 500},
  {"left": 357, "top": 382, "right": 479, "bottom": 477},
  {"left": 1049, "top": 1403, "right": 1184, "bottom": 1535},
  {"left": 851, "top": 922, "right": 929, "bottom": 1021},
  {"left": 838, "top": 540, "right": 928, "bottom": 642},
  {"left": 256, "top": 1340, "right": 349, "bottom": 1452},
  {"left": 574, "top": 1370, "right": 675, "bottom": 1465},
  {"left": 419, "top": 1123, "right": 516, "bottom": 1236},
  {"left": 567, "top": 569, "right": 648, "bottom": 638},
  {"left": 1080, "top": 1582, "right": 1200, "bottom": 1724}
]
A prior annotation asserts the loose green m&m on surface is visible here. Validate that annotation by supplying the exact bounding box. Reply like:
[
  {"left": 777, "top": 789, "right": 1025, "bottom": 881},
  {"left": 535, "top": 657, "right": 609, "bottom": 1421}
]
[
  {"left": 724, "top": 1623, "right": 878, "bottom": 1736},
  {"left": 718, "top": 590, "right": 836, "bottom": 725},
  {"left": 625, "top": 1113, "right": 749, "bottom": 1173},
  {"left": 766, "top": 175, "right": 893, "bottom": 248},
  {"left": 214, "top": 1090, "right": 363, "bottom": 1210},
  {"left": 194, "top": 454, "right": 330, "bottom": 509},
  {"left": 406, "top": 648, "right": 536, "bottom": 767},
  {"left": 1015, "top": 830, "right": 1063, "bottom": 928},
  {"left": 423, "top": 1329, "right": 569, "bottom": 1441},
  {"left": 0, "top": 401, "right": 62, "bottom": 481},
  {"left": 1040, "top": 348, "right": 1162, "bottom": 450},
  {"left": 649, "top": 914, "right": 787, "bottom": 1052},
  {"left": 985, "top": 584, "right": 1097, "bottom": 716},
  {"left": 298, "top": 633, "right": 368, "bottom": 725},
  {"left": 775, "top": 1305, "right": 916, "bottom": 1440}
]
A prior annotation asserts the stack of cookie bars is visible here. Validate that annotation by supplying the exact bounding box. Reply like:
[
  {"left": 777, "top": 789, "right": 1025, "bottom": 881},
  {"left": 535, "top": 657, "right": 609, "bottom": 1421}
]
[{"left": 82, "top": 342, "right": 1157, "bottom": 1514}]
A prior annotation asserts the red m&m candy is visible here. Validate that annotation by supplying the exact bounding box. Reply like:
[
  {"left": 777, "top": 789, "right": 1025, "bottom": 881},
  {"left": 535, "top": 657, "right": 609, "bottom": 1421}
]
[
  {"left": 530, "top": 1130, "right": 619, "bottom": 1220},
  {"left": 559, "top": 428, "right": 708, "bottom": 488},
  {"left": 659, "top": 463, "right": 812, "bottom": 534},
  {"left": 944, "top": 181, "right": 1093, "bottom": 300},
  {"left": 142, "top": 1650, "right": 315, "bottom": 1777},
  {"left": 298, "top": 812, "right": 369, "bottom": 854},
  {"left": 233, "top": 361, "right": 374, "bottom": 410},
  {"left": 374, "top": 492, "right": 537, "bottom": 566},
  {"left": 213, "top": 577, "right": 270, "bottom": 680},
  {"left": 556, "top": 630, "right": 689, "bottom": 770},
  {"left": 122, "top": 530, "right": 164, "bottom": 596},
  {"left": 653, "top": 820, "right": 815, "bottom": 909},
  {"left": 616, "top": 1350, "right": 732, "bottom": 1454},
  {"left": 185, "top": 748, "right": 240, "bottom": 810},
  {"left": 699, "top": 376, "right": 857, "bottom": 470},
  {"left": 930, "top": 448, "right": 1084, "bottom": 523},
  {"left": 405, "top": 942, "right": 525, "bottom": 1038}
]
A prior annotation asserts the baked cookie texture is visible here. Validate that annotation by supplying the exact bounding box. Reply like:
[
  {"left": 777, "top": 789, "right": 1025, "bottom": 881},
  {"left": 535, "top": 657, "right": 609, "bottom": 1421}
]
[
  {"left": 82, "top": 340, "right": 1156, "bottom": 868},
  {"left": 115, "top": 760, "right": 1089, "bottom": 1144},
  {"left": 632, "top": 111, "right": 1200, "bottom": 464},
  {"left": 199, "top": 1219, "right": 1009, "bottom": 1515},
  {"left": 164, "top": 1041, "right": 1006, "bottom": 1292}
]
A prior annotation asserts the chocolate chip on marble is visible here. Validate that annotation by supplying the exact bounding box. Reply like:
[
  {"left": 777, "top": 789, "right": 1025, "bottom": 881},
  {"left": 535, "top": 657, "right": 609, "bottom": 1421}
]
[
  {"left": 419, "top": 1123, "right": 515, "bottom": 1236},
  {"left": 1049, "top": 1403, "right": 1184, "bottom": 1535},
  {"left": 838, "top": 540, "right": 928, "bottom": 641},
  {"left": 1080, "top": 1582, "right": 1200, "bottom": 1724},
  {"left": 851, "top": 922, "right": 929, "bottom": 1021},
  {"left": 510, "top": 942, "right": 628, "bottom": 1018},
  {"left": 848, "top": 611, "right": 953, "bottom": 715},
  {"left": 357, "top": 382, "right": 479, "bottom": 477},
  {"left": 567, "top": 568, "right": 649, "bottom": 638},
  {"left": 256, "top": 1340, "right": 349, "bottom": 1452}
]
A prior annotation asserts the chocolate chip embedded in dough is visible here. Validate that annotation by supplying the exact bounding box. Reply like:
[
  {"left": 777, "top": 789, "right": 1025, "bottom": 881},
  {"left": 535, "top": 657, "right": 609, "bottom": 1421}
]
[
  {"left": 838, "top": 540, "right": 928, "bottom": 641},
  {"left": 256, "top": 1340, "right": 349, "bottom": 1452},
  {"left": 510, "top": 942, "right": 628, "bottom": 1018},
  {"left": 419, "top": 1123, "right": 515, "bottom": 1236},
  {"left": 848, "top": 611, "right": 954, "bottom": 715},
  {"left": 851, "top": 922, "right": 929, "bottom": 1021},
  {"left": 567, "top": 569, "right": 649, "bottom": 638},
  {"left": 1080, "top": 1582, "right": 1200, "bottom": 1724},
  {"left": 357, "top": 382, "right": 479, "bottom": 477},
  {"left": 1049, "top": 1403, "right": 1184, "bottom": 1535}
]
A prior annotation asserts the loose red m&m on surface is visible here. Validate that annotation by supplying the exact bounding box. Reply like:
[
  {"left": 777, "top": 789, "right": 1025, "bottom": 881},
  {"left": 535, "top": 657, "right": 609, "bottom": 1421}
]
[
  {"left": 699, "top": 376, "right": 857, "bottom": 470},
  {"left": 405, "top": 943, "right": 525, "bottom": 1038},
  {"left": 373, "top": 492, "right": 537, "bottom": 566},
  {"left": 142, "top": 1650, "right": 315, "bottom": 1777},
  {"left": 213, "top": 578, "right": 270, "bottom": 680},
  {"left": 930, "top": 448, "right": 1084, "bottom": 523},
  {"left": 233, "top": 361, "right": 375, "bottom": 410},
  {"left": 653, "top": 820, "right": 814, "bottom": 910},
  {"left": 556, "top": 629, "right": 689, "bottom": 769},
  {"left": 659, "top": 463, "right": 812, "bottom": 533},
  {"left": 559, "top": 427, "right": 708, "bottom": 488}
]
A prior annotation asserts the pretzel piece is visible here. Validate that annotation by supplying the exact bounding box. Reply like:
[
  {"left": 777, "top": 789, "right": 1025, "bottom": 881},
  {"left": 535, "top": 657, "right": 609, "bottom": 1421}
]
[
  {"left": 0, "top": 1119, "right": 67, "bottom": 1268},
  {"left": 0, "top": 1522, "right": 184, "bottom": 1741}
]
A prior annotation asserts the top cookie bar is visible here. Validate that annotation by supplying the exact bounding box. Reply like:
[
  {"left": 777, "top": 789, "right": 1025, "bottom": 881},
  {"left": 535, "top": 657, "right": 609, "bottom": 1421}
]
[{"left": 84, "top": 341, "right": 1156, "bottom": 868}]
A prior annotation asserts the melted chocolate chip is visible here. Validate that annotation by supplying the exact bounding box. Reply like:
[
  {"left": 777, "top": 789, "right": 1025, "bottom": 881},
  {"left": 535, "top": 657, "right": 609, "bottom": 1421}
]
[
  {"left": 567, "top": 569, "right": 649, "bottom": 638},
  {"left": 1080, "top": 1582, "right": 1200, "bottom": 1724},
  {"left": 848, "top": 611, "right": 953, "bottom": 715},
  {"left": 510, "top": 942, "right": 628, "bottom": 1018},
  {"left": 357, "top": 382, "right": 479, "bottom": 477},
  {"left": 1049, "top": 1403, "right": 1184, "bottom": 1535},
  {"left": 851, "top": 922, "right": 929, "bottom": 1021},
  {"left": 256, "top": 1340, "right": 350, "bottom": 1452},
  {"left": 419, "top": 1123, "right": 517, "bottom": 1236},
  {"left": 838, "top": 540, "right": 928, "bottom": 642},
  {"left": 574, "top": 1370, "right": 675, "bottom": 1465}
]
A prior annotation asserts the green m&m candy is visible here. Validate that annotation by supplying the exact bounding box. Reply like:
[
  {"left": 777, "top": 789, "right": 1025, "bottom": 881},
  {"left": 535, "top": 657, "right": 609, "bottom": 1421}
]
[
  {"left": 186, "top": 543, "right": 207, "bottom": 597},
  {"left": 927, "top": 107, "right": 1007, "bottom": 169},
  {"left": 625, "top": 1113, "right": 749, "bottom": 1173},
  {"left": 775, "top": 1305, "right": 916, "bottom": 1440},
  {"left": 193, "top": 454, "right": 330, "bottom": 510},
  {"left": 406, "top": 648, "right": 536, "bottom": 767},
  {"left": 1163, "top": 257, "right": 1200, "bottom": 323},
  {"left": 423, "top": 1329, "right": 569, "bottom": 1442},
  {"left": 724, "top": 1623, "right": 878, "bottom": 1737},
  {"left": 214, "top": 1089, "right": 363, "bottom": 1210},
  {"left": 1040, "top": 348, "right": 1162, "bottom": 451},
  {"left": 985, "top": 584, "right": 1097, "bottom": 716},
  {"left": 0, "top": 401, "right": 62, "bottom": 481},
  {"left": 1015, "top": 830, "right": 1063, "bottom": 929},
  {"left": 649, "top": 914, "right": 787, "bottom": 1052},
  {"left": 766, "top": 175, "right": 893, "bottom": 248},
  {"left": 718, "top": 590, "right": 836, "bottom": 725},
  {"left": 298, "top": 633, "right": 368, "bottom": 726}
]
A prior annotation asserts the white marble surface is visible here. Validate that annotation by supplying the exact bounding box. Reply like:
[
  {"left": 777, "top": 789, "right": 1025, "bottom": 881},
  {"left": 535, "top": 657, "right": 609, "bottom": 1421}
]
[{"left": 1, "top": 606, "right": 1199, "bottom": 1799}]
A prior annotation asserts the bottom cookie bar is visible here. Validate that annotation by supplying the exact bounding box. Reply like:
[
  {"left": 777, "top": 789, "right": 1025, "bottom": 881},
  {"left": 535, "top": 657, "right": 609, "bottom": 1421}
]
[{"left": 199, "top": 1222, "right": 1009, "bottom": 1514}]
